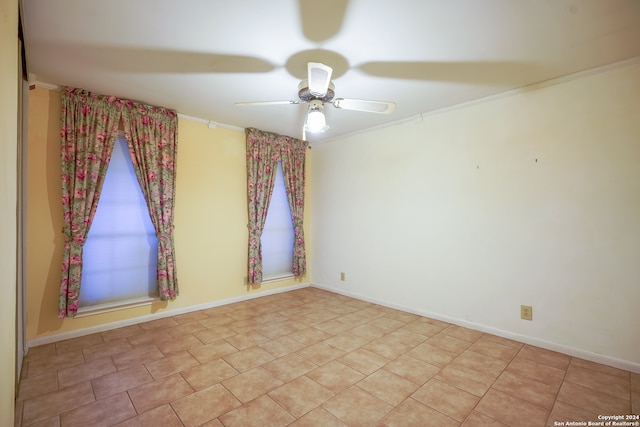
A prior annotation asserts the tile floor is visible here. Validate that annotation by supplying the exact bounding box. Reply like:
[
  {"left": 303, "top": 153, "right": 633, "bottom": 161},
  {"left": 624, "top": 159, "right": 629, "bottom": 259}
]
[{"left": 15, "top": 287, "right": 639, "bottom": 427}]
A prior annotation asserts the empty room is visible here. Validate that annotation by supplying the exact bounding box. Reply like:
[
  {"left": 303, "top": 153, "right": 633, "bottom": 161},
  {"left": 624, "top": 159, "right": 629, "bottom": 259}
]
[{"left": 2, "top": 0, "right": 640, "bottom": 426}]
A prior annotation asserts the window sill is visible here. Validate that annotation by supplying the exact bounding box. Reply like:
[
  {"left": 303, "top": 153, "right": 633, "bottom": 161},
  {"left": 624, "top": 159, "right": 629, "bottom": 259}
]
[
  {"left": 75, "top": 296, "right": 160, "bottom": 318},
  {"left": 261, "top": 274, "right": 294, "bottom": 285}
]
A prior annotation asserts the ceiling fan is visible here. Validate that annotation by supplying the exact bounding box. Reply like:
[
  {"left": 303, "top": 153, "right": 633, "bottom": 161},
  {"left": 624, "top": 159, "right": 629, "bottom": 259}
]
[{"left": 235, "top": 62, "right": 396, "bottom": 138}]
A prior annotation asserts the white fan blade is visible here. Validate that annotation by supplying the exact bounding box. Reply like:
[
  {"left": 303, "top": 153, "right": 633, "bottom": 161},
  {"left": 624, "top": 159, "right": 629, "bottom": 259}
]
[
  {"left": 332, "top": 98, "right": 395, "bottom": 114},
  {"left": 235, "top": 100, "right": 299, "bottom": 106},
  {"left": 308, "top": 62, "right": 333, "bottom": 97}
]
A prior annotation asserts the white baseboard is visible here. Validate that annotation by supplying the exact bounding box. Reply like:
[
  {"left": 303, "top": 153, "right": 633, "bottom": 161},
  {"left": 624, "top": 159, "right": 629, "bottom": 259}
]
[
  {"left": 312, "top": 283, "right": 640, "bottom": 374},
  {"left": 27, "top": 283, "right": 310, "bottom": 349}
]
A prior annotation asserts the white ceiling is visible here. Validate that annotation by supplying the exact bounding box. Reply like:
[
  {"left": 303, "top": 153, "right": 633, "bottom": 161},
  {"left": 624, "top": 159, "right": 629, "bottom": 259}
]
[{"left": 21, "top": 0, "right": 640, "bottom": 143}]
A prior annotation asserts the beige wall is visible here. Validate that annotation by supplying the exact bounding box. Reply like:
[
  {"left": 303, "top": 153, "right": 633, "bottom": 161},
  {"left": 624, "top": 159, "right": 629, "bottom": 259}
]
[
  {"left": 310, "top": 61, "right": 640, "bottom": 371},
  {"left": 0, "top": 0, "right": 18, "bottom": 424},
  {"left": 25, "top": 87, "right": 310, "bottom": 343}
]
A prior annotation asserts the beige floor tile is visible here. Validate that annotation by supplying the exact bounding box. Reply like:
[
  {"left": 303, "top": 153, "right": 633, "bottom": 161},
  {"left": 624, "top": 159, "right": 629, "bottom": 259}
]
[
  {"left": 154, "top": 333, "right": 204, "bottom": 355},
  {"left": 111, "top": 344, "right": 164, "bottom": 371},
  {"left": 475, "top": 334, "right": 523, "bottom": 351},
  {"left": 364, "top": 336, "right": 413, "bottom": 360},
  {"left": 193, "top": 325, "right": 236, "bottom": 343},
  {"left": 385, "top": 328, "right": 429, "bottom": 347},
  {"left": 222, "top": 367, "right": 284, "bottom": 403},
  {"left": 435, "top": 365, "right": 496, "bottom": 397},
  {"left": 91, "top": 364, "right": 153, "bottom": 400},
  {"left": 632, "top": 372, "right": 640, "bottom": 392},
  {"left": 138, "top": 316, "right": 180, "bottom": 331},
  {"left": 339, "top": 348, "right": 389, "bottom": 375},
  {"left": 127, "top": 374, "right": 193, "bottom": 414},
  {"left": 127, "top": 329, "right": 173, "bottom": 347},
  {"left": 408, "top": 342, "right": 459, "bottom": 367},
  {"left": 57, "top": 356, "right": 116, "bottom": 388},
  {"left": 59, "top": 392, "right": 136, "bottom": 427},
  {"left": 564, "top": 364, "right": 630, "bottom": 400},
  {"left": 546, "top": 400, "right": 601, "bottom": 426},
  {"left": 222, "top": 345, "right": 275, "bottom": 372},
  {"left": 349, "top": 323, "right": 388, "bottom": 341},
  {"left": 188, "top": 339, "right": 238, "bottom": 364},
  {"left": 556, "top": 381, "right": 630, "bottom": 414},
  {"left": 570, "top": 357, "right": 631, "bottom": 379},
  {"left": 516, "top": 345, "right": 571, "bottom": 370},
  {"left": 633, "top": 375, "right": 640, "bottom": 414},
  {"left": 306, "top": 360, "right": 366, "bottom": 393},
  {"left": 412, "top": 378, "right": 479, "bottom": 421},
  {"left": 384, "top": 354, "right": 441, "bottom": 385},
  {"left": 22, "top": 381, "right": 95, "bottom": 426},
  {"left": 460, "top": 410, "right": 508, "bottom": 426},
  {"left": 269, "top": 375, "right": 334, "bottom": 417},
  {"left": 200, "top": 418, "right": 225, "bottom": 426},
  {"left": 82, "top": 338, "right": 133, "bottom": 361},
  {"left": 13, "top": 400, "right": 23, "bottom": 427},
  {"left": 254, "top": 320, "right": 305, "bottom": 340},
  {"left": 314, "top": 319, "right": 354, "bottom": 335},
  {"left": 357, "top": 368, "right": 419, "bottom": 406},
  {"left": 448, "top": 350, "right": 509, "bottom": 379},
  {"left": 366, "top": 317, "right": 406, "bottom": 333},
  {"left": 180, "top": 358, "right": 239, "bottom": 391},
  {"left": 224, "top": 330, "right": 270, "bottom": 350},
  {"left": 296, "top": 341, "right": 346, "bottom": 366},
  {"left": 144, "top": 350, "right": 199, "bottom": 379},
  {"left": 218, "top": 395, "right": 295, "bottom": 427},
  {"left": 23, "top": 343, "right": 56, "bottom": 363},
  {"left": 506, "top": 357, "right": 566, "bottom": 387},
  {"left": 259, "top": 335, "right": 306, "bottom": 357},
  {"left": 324, "top": 331, "right": 370, "bottom": 352},
  {"left": 16, "top": 372, "right": 58, "bottom": 402},
  {"left": 475, "top": 389, "right": 550, "bottom": 427},
  {"left": 262, "top": 353, "right": 318, "bottom": 382},
  {"left": 289, "top": 327, "right": 333, "bottom": 345},
  {"left": 467, "top": 339, "right": 520, "bottom": 362},
  {"left": 378, "top": 398, "right": 460, "bottom": 427},
  {"left": 21, "top": 416, "right": 61, "bottom": 427},
  {"left": 288, "top": 407, "right": 347, "bottom": 426},
  {"left": 165, "top": 321, "right": 208, "bottom": 338},
  {"left": 16, "top": 288, "right": 638, "bottom": 427},
  {"left": 323, "top": 386, "right": 394, "bottom": 427},
  {"left": 442, "top": 325, "right": 484, "bottom": 343},
  {"left": 101, "top": 324, "right": 145, "bottom": 343},
  {"left": 171, "top": 383, "right": 241, "bottom": 427},
  {"left": 227, "top": 318, "right": 262, "bottom": 334},
  {"left": 382, "top": 310, "right": 420, "bottom": 323},
  {"left": 402, "top": 319, "right": 448, "bottom": 337},
  {"left": 171, "top": 310, "right": 210, "bottom": 325},
  {"left": 492, "top": 371, "right": 559, "bottom": 409},
  {"left": 334, "top": 313, "right": 370, "bottom": 327},
  {"left": 426, "top": 333, "right": 473, "bottom": 354},
  {"left": 27, "top": 351, "right": 85, "bottom": 377},
  {"left": 55, "top": 333, "right": 104, "bottom": 355}
]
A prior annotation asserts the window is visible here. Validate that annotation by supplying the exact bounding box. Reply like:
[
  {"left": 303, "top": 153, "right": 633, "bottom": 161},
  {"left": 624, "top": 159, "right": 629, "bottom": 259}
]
[
  {"left": 79, "top": 136, "right": 158, "bottom": 309},
  {"left": 261, "top": 161, "right": 294, "bottom": 280}
]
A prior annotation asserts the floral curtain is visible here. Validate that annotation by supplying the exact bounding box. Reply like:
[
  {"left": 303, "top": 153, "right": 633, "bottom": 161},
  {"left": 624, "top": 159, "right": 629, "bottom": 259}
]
[
  {"left": 278, "top": 135, "right": 309, "bottom": 277},
  {"left": 246, "top": 128, "right": 279, "bottom": 284},
  {"left": 121, "top": 103, "right": 179, "bottom": 300},
  {"left": 59, "top": 86, "right": 179, "bottom": 317},
  {"left": 59, "top": 88, "right": 121, "bottom": 317},
  {"left": 245, "top": 128, "right": 308, "bottom": 284}
]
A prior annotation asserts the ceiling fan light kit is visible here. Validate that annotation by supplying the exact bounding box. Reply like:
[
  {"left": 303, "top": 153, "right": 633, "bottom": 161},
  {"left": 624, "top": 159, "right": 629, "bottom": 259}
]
[
  {"left": 305, "top": 100, "right": 329, "bottom": 133},
  {"left": 235, "top": 61, "right": 396, "bottom": 138}
]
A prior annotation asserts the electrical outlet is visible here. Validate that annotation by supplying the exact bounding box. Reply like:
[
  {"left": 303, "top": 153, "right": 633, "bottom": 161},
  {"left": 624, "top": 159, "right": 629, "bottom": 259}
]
[
  {"left": 340, "top": 272, "right": 345, "bottom": 281},
  {"left": 521, "top": 305, "right": 533, "bottom": 321}
]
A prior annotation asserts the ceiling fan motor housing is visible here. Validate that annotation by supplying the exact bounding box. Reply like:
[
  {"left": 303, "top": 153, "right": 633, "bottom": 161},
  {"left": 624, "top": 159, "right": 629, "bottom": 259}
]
[{"left": 298, "top": 80, "right": 335, "bottom": 102}]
